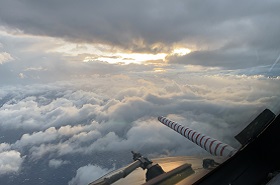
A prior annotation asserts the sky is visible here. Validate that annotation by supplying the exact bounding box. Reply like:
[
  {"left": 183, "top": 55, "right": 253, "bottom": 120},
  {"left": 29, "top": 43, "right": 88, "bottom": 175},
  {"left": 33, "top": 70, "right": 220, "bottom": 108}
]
[{"left": 0, "top": 1, "right": 280, "bottom": 185}]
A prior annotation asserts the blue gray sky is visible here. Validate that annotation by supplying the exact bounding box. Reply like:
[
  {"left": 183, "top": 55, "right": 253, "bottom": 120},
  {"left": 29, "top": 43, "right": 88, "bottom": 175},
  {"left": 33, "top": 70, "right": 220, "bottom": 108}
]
[{"left": 0, "top": 1, "right": 280, "bottom": 185}]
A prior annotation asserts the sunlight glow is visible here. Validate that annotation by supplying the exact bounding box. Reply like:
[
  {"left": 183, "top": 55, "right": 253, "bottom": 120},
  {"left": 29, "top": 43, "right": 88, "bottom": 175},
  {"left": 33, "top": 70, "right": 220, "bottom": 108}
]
[
  {"left": 172, "top": 48, "right": 191, "bottom": 56},
  {"left": 84, "top": 53, "right": 166, "bottom": 64},
  {"left": 0, "top": 28, "right": 192, "bottom": 65}
]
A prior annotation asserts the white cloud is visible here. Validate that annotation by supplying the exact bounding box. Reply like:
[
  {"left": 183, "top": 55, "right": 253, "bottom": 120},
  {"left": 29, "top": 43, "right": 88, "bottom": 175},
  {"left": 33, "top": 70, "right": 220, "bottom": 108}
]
[
  {"left": 0, "top": 52, "right": 13, "bottom": 64},
  {"left": 68, "top": 164, "right": 114, "bottom": 185},
  {"left": 0, "top": 70, "right": 278, "bottom": 182},
  {"left": 18, "top": 73, "right": 26, "bottom": 79},
  {"left": 48, "top": 159, "right": 70, "bottom": 168},
  {"left": 0, "top": 94, "right": 100, "bottom": 130},
  {"left": 0, "top": 150, "right": 24, "bottom": 175},
  {"left": 15, "top": 127, "right": 58, "bottom": 148},
  {"left": 0, "top": 73, "right": 279, "bottom": 160},
  {"left": 0, "top": 143, "right": 11, "bottom": 152}
]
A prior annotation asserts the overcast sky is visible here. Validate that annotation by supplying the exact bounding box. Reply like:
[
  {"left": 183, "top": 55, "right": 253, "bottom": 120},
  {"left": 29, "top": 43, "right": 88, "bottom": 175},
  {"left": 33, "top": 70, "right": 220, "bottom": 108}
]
[
  {"left": 0, "top": 1, "right": 280, "bottom": 185},
  {"left": 0, "top": 0, "right": 280, "bottom": 84}
]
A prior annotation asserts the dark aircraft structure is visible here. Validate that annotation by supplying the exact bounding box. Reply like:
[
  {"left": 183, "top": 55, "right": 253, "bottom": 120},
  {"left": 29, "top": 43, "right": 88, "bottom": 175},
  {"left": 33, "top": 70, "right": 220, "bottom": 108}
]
[{"left": 89, "top": 108, "right": 280, "bottom": 185}]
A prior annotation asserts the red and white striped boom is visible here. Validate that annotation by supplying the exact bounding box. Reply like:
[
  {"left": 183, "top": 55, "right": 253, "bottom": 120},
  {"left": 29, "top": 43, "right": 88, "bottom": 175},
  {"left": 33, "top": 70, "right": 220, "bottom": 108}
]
[{"left": 158, "top": 116, "right": 237, "bottom": 157}]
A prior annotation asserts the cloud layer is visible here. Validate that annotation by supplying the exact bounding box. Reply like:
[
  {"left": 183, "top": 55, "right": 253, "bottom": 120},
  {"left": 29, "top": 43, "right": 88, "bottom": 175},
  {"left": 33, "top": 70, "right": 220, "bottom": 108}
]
[
  {"left": 0, "top": 1, "right": 279, "bottom": 52},
  {"left": 0, "top": 0, "right": 280, "bottom": 73},
  {"left": 0, "top": 71, "right": 279, "bottom": 184}
]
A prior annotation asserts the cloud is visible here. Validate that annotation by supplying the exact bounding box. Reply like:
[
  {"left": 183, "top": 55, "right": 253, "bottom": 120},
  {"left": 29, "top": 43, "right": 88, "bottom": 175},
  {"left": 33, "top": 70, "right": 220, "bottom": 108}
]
[
  {"left": 168, "top": 47, "right": 280, "bottom": 70},
  {"left": 27, "top": 129, "right": 102, "bottom": 160},
  {"left": 0, "top": 68, "right": 279, "bottom": 184},
  {"left": 0, "top": 52, "right": 13, "bottom": 64},
  {"left": 0, "top": 1, "right": 279, "bottom": 55},
  {"left": 0, "top": 28, "right": 136, "bottom": 85},
  {"left": 0, "top": 150, "right": 24, "bottom": 175},
  {"left": 1, "top": 72, "right": 276, "bottom": 161},
  {"left": 0, "top": 61, "right": 279, "bottom": 170},
  {"left": 0, "top": 91, "right": 102, "bottom": 130},
  {"left": 14, "top": 127, "right": 60, "bottom": 148},
  {"left": 48, "top": 159, "right": 69, "bottom": 168},
  {"left": 0, "top": 143, "right": 11, "bottom": 152},
  {"left": 1, "top": 10, "right": 279, "bottom": 87},
  {"left": 68, "top": 164, "right": 114, "bottom": 185}
]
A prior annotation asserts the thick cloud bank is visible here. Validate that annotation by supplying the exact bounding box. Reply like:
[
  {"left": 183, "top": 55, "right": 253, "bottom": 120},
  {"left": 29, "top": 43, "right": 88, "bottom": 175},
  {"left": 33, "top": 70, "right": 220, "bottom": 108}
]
[
  {"left": 0, "top": 71, "right": 279, "bottom": 184},
  {"left": 0, "top": 1, "right": 280, "bottom": 75},
  {"left": 0, "top": 1, "right": 279, "bottom": 54}
]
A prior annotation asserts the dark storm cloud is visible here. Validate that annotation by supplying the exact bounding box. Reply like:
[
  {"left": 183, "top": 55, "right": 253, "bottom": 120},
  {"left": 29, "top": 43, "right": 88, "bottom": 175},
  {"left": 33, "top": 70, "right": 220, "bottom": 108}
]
[{"left": 0, "top": 0, "right": 279, "bottom": 55}]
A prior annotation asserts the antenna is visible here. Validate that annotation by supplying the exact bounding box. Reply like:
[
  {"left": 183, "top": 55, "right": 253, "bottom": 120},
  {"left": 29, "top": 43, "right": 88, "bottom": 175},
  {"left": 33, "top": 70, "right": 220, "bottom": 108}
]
[{"left": 158, "top": 116, "right": 237, "bottom": 157}]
